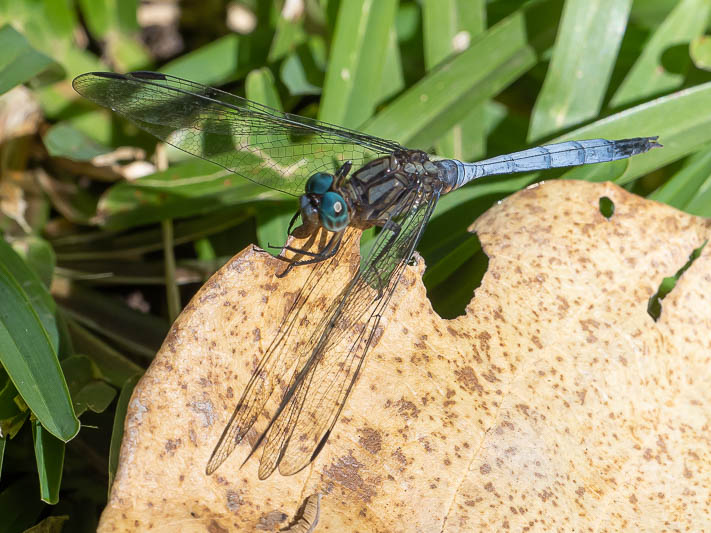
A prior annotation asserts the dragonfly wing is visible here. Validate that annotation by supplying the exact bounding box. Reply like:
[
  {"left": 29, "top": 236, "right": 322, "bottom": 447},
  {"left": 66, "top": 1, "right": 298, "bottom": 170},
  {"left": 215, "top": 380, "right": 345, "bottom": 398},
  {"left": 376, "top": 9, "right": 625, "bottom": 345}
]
[
  {"left": 255, "top": 182, "right": 443, "bottom": 479},
  {"left": 73, "top": 71, "right": 404, "bottom": 196},
  {"left": 205, "top": 229, "right": 361, "bottom": 475}
]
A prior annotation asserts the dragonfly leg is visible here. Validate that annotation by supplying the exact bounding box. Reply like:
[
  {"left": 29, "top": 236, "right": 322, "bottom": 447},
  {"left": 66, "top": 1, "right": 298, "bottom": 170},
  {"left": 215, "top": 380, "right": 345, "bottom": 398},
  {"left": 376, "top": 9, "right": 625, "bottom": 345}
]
[
  {"left": 286, "top": 210, "right": 301, "bottom": 235},
  {"left": 334, "top": 161, "right": 353, "bottom": 188},
  {"left": 275, "top": 231, "right": 344, "bottom": 278}
]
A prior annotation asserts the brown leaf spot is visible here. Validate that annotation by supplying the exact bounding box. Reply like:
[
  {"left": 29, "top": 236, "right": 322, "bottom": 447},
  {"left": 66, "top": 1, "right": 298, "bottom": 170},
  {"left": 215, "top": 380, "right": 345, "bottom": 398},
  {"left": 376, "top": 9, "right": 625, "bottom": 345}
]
[
  {"left": 164, "top": 438, "right": 180, "bottom": 455},
  {"left": 324, "top": 453, "right": 374, "bottom": 503},
  {"left": 396, "top": 398, "right": 420, "bottom": 419},
  {"left": 455, "top": 366, "right": 484, "bottom": 394},
  {"left": 358, "top": 426, "right": 382, "bottom": 455}
]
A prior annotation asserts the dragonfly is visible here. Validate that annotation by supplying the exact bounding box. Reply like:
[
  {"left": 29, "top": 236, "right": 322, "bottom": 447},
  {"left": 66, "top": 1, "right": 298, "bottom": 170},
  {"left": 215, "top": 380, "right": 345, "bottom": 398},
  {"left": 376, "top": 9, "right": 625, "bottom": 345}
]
[{"left": 73, "top": 71, "right": 660, "bottom": 479}]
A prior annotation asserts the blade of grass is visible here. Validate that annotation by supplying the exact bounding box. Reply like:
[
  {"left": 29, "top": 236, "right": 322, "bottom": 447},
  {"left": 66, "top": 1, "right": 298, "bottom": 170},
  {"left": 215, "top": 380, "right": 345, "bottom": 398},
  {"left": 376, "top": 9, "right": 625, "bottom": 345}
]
[
  {"left": 683, "top": 175, "right": 711, "bottom": 217},
  {"left": 0, "top": 25, "right": 63, "bottom": 95},
  {"left": 161, "top": 35, "right": 240, "bottom": 86},
  {"left": 32, "top": 420, "right": 65, "bottom": 504},
  {"left": 528, "top": 0, "right": 632, "bottom": 140},
  {"left": 162, "top": 219, "right": 180, "bottom": 323},
  {"left": 610, "top": 0, "right": 711, "bottom": 107},
  {"left": 108, "top": 373, "right": 140, "bottom": 495},
  {"left": 95, "top": 159, "right": 287, "bottom": 231},
  {"left": 378, "top": 28, "right": 405, "bottom": 102},
  {"left": 318, "top": 0, "right": 399, "bottom": 127},
  {"left": 423, "top": 0, "right": 487, "bottom": 160},
  {"left": 363, "top": 7, "right": 538, "bottom": 149},
  {"left": 0, "top": 240, "right": 78, "bottom": 442},
  {"left": 64, "top": 318, "right": 143, "bottom": 388},
  {"left": 648, "top": 148, "right": 711, "bottom": 208}
]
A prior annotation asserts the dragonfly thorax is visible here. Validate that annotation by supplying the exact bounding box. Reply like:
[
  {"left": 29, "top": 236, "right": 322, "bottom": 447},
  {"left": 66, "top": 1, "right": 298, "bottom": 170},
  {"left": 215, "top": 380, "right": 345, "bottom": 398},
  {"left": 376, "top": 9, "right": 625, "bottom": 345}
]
[{"left": 342, "top": 150, "right": 443, "bottom": 229}]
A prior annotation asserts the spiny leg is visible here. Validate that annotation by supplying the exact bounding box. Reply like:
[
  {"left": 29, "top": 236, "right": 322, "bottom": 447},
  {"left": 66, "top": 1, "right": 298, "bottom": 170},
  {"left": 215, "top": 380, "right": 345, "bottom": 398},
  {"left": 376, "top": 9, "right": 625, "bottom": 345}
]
[{"left": 275, "top": 231, "right": 344, "bottom": 278}]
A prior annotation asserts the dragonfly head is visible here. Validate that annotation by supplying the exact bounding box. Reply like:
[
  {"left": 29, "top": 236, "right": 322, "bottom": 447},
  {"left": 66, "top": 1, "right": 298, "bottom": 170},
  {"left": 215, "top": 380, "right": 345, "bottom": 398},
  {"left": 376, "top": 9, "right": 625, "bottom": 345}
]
[{"left": 293, "top": 172, "right": 350, "bottom": 237}]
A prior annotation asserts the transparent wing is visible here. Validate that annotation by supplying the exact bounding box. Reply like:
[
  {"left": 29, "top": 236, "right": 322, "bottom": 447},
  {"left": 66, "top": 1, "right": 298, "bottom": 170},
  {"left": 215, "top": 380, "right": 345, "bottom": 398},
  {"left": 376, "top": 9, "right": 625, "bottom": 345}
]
[
  {"left": 205, "top": 228, "right": 361, "bottom": 475},
  {"left": 73, "top": 71, "right": 404, "bottom": 196},
  {"left": 255, "top": 183, "right": 442, "bottom": 479}
]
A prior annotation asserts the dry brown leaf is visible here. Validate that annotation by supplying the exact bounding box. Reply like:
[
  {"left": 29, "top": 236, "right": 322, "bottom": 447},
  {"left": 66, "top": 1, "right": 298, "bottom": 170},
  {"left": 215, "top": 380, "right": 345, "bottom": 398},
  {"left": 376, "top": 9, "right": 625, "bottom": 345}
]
[{"left": 98, "top": 180, "right": 711, "bottom": 532}]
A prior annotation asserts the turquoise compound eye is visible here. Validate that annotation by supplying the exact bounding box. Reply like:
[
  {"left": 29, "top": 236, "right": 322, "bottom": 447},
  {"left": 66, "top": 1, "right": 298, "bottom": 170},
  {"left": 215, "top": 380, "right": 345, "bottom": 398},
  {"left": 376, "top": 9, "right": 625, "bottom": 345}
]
[
  {"left": 319, "top": 192, "right": 349, "bottom": 231},
  {"left": 305, "top": 172, "right": 334, "bottom": 195}
]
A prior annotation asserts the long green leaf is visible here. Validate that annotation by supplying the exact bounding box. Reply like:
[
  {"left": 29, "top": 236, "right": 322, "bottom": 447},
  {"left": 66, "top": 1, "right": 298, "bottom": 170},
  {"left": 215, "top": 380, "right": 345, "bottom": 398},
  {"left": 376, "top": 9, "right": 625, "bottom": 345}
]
[
  {"left": 318, "top": 0, "right": 399, "bottom": 127},
  {"left": 529, "top": 0, "right": 632, "bottom": 140},
  {"left": 423, "top": 0, "right": 487, "bottom": 159},
  {"left": 610, "top": 0, "right": 711, "bottom": 107},
  {"left": 108, "top": 373, "right": 140, "bottom": 494},
  {"left": 95, "top": 159, "right": 288, "bottom": 231},
  {"left": 161, "top": 35, "right": 240, "bottom": 86},
  {"left": 0, "top": 25, "right": 62, "bottom": 95},
  {"left": 32, "top": 420, "right": 65, "bottom": 505},
  {"left": 0, "top": 239, "right": 78, "bottom": 442},
  {"left": 363, "top": 8, "right": 537, "bottom": 149},
  {"left": 649, "top": 148, "right": 711, "bottom": 208},
  {"left": 64, "top": 319, "right": 142, "bottom": 388}
]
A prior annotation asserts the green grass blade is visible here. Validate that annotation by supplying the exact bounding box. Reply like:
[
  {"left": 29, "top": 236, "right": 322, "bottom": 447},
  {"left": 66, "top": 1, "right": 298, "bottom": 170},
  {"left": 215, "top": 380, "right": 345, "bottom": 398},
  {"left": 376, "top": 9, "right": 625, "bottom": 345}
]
[
  {"left": 44, "top": 123, "right": 111, "bottom": 161},
  {"left": 0, "top": 25, "right": 62, "bottom": 95},
  {"left": 108, "top": 373, "right": 140, "bottom": 494},
  {"left": 2, "top": 239, "right": 57, "bottom": 348},
  {"left": 245, "top": 67, "right": 282, "bottom": 110},
  {"left": 528, "top": 0, "right": 632, "bottom": 140},
  {"left": 318, "top": 0, "right": 399, "bottom": 127},
  {"left": 95, "top": 159, "right": 287, "bottom": 231},
  {"left": 64, "top": 319, "right": 142, "bottom": 388},
  {"left": 648, "top": 148, "right": 711, "bottom": 208},
  {"left": 690, "top": 34, "right": 711, "bottom": 71},
  {"left": 423, "top": 0, "right": 487, "bottom": 159},
  {"left": 364, "top": 8, "right": 537, "bottom": 149},
  {"left": 0, "top": 240, "right": 78, "bottom": 442},
  {"left": 610, "top": 0, "right": 711, "bottom": 107},
  {"left": 683, "top": 175, "right": 711, "bottom": 217},
  {"left": 32, "top": 420, "right": 65, "bottom": 504},
  {"left": 161, "top": 35, "right": 240, "bottom": 85},
  {"left": 561, "top": 81, "right": 711, "bottom": 184},
  {"left": 378, "top": 28, "right": 405, "bottom": 102},
  {"left": 268, "top": 4, "right": 307, "bottom": 62}
]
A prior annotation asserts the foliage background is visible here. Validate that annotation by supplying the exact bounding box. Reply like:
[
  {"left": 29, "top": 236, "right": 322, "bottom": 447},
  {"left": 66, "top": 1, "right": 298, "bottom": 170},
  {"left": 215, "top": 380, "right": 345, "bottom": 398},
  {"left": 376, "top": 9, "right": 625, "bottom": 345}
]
[{"left": 1, "top": 0, "right": 710, "bottom": 530}]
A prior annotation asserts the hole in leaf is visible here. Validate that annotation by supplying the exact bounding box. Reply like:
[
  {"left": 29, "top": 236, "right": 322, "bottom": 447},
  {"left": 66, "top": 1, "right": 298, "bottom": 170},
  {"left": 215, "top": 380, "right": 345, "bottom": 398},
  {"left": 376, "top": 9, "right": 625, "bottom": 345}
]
[
  {"left": 647, "top": 240, "right": 707, "bottom": 321},
  {"left": 599, "top": 196, "right": 615, "bottom": 219},
  {"left": 424, "top": 232, "right": 489, "bottom": 319}
]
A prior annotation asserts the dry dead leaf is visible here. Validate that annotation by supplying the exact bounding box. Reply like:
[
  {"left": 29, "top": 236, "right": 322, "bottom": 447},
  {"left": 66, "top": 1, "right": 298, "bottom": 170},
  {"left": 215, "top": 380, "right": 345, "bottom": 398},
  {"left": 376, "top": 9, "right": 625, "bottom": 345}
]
[{"left": 98, "top": 180, "right": 711, "bottom": 532}]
